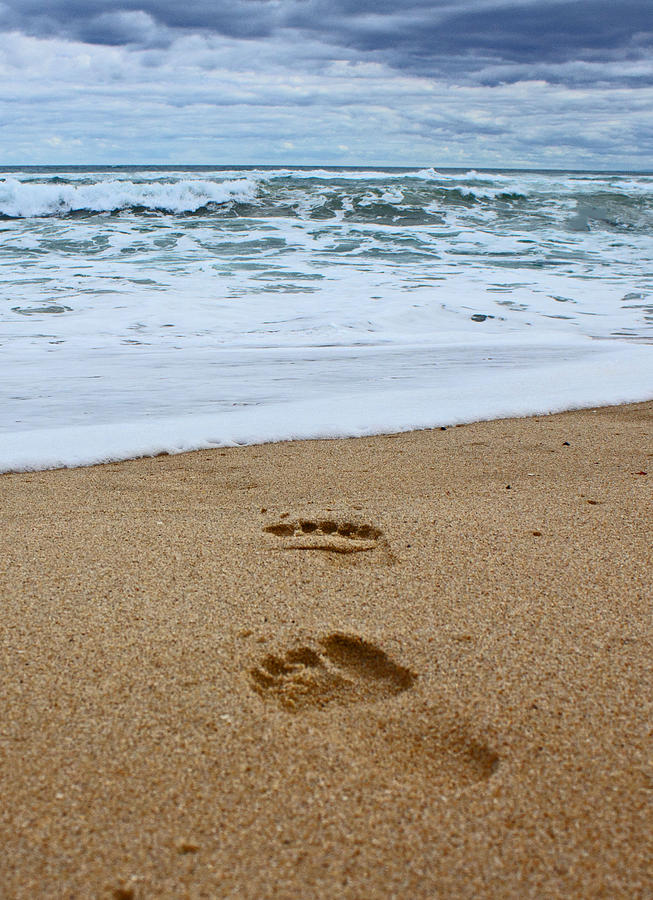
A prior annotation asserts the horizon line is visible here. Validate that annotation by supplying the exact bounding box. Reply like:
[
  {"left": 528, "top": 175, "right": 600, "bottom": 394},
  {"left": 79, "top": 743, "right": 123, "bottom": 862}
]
[{"left": 2, "top": 163, "right": 653, "bottom": 175}]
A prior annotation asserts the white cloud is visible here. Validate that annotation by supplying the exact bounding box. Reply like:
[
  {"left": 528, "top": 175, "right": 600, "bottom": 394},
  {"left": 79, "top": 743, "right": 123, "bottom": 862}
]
[{"left": 0, "top": 30, "right": 651, "bottom": 168}]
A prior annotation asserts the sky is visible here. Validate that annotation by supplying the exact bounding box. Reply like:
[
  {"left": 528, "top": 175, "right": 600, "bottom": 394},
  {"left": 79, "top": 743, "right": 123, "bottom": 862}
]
[{"left": 1, "top": 1, "right": 652, "bottom": 168}]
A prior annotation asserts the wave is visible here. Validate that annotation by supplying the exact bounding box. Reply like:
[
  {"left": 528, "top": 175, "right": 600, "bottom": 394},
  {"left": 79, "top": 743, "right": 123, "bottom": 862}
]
[
  {"left": 3, "top": 342, "right": 652, "bottom": 473},
  {"left": 0, "top": 177, "right": 258, "bottom": 218},
  {"left": 2, "top": 169, "right": 651, "bottom": 232}
]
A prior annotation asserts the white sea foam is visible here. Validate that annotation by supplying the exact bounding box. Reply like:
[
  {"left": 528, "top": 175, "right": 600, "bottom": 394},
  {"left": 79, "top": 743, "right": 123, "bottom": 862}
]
[
  {"left": 2, "top": 340, "right": 650, "bottom": 472},
  {"left": 0, "top": 176, "right": 257, "bottom": 218}
]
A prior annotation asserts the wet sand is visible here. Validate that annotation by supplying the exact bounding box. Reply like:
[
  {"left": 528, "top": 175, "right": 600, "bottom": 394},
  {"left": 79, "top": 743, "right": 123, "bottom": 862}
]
[{"left": 1, "top": 401, "right": 651, "bottom": 899}]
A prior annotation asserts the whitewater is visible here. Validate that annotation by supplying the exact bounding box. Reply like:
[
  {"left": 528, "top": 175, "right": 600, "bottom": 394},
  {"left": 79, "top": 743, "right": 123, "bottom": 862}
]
[{"left": 1, "top": 165, "right": 652, "bottom": 472}]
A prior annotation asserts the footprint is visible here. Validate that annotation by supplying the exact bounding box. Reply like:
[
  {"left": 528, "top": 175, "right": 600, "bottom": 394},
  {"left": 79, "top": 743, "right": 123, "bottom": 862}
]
[
  {"left": 263, "top": 518, "right": 383, "bottom": 554},
  {"left": 250, "top": 633, "right": 416, "bottom": 711},
  {"left": 249, "top": 634, "right": 499, "bottom": 789}
]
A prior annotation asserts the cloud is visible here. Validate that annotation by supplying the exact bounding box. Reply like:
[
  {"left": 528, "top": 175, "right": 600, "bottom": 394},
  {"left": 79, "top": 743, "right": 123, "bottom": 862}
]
[
  {"left": 1, "top": 1, "right": 651, "bottom": 85},
  {"left": 77, "top": 10, "right": 171, "bottom": 47},
  {"left": 0, "top": 3, "right": 651, "bottom": 168},
  {"left": 0, "top": 1, "right": 280, "bottom": 45},
  {"left": 1, "top": 29, "right": 651, "bottom": 169},
  {"left": 1, "top": 2, "right": 652, "bottom": 93}
]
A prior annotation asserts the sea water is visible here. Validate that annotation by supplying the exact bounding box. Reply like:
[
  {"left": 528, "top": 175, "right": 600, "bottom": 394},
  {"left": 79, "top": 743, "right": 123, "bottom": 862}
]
[{"left": 1, "top": 166, "right": 652, "bottom": 471}]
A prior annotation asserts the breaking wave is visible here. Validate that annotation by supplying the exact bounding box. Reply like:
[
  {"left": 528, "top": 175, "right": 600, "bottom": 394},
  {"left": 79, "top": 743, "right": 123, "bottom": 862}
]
[
  {"left": 1, "top": 168, "right": 652, "bottom": 234},
  {"left": 0, "top": 177, "right": 258, "bottom": 218}
]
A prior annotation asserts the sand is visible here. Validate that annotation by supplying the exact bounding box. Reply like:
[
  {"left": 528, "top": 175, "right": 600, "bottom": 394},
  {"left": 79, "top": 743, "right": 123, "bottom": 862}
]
[{"left": 1, "top": 401, "right": 651, "bottom": 899}]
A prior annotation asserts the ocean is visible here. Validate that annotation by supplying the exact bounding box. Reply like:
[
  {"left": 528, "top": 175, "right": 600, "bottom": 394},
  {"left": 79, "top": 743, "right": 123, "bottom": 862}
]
[{"left": 1, "top": 165, "right": 652, "bottom": 472}]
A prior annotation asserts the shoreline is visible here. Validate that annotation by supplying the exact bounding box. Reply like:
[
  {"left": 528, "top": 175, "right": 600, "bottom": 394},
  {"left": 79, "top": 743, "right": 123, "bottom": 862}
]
[
  {"left": 1, "top": 401, "right": 651, "bottom": 898},
  {"left": 3, "top": 342, "right": 653, "bottom": 475}
]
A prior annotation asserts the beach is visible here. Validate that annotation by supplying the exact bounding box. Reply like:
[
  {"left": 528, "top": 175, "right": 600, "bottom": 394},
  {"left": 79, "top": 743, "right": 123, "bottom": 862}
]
[{"left": 0, "top": 400, "right": 651, "bottom": 898}]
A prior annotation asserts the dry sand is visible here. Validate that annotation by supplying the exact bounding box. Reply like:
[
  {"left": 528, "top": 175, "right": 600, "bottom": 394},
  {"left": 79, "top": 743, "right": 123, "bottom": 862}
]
[{"left": 1, "top": 401, "right": 651, "bottom": 899}]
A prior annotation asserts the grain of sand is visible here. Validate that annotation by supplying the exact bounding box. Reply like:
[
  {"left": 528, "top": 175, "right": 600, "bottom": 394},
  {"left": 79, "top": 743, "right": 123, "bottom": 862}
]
[{"left": 1, "top": 402, "right": 651, "bottom": 899}]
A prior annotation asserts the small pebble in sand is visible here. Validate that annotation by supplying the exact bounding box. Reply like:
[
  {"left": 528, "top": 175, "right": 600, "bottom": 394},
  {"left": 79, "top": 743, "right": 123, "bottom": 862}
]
[{"left": 178, "top": 842, "right": 199, "bottom": 855}]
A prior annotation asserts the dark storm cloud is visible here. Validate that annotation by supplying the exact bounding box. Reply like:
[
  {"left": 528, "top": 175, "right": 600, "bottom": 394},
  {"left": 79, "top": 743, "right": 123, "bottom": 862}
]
[
  {"left": 417, "top": 1, "right": 653, "bottom": 74},
  {"left": 0, "top": 0, "right": 279, "bottom": 43},
  {"left": 1, "top": 1, "right": 651, "bottom": 84},
  {"left": 299, "top": 0, "right": 653, "bottom": 85}
]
